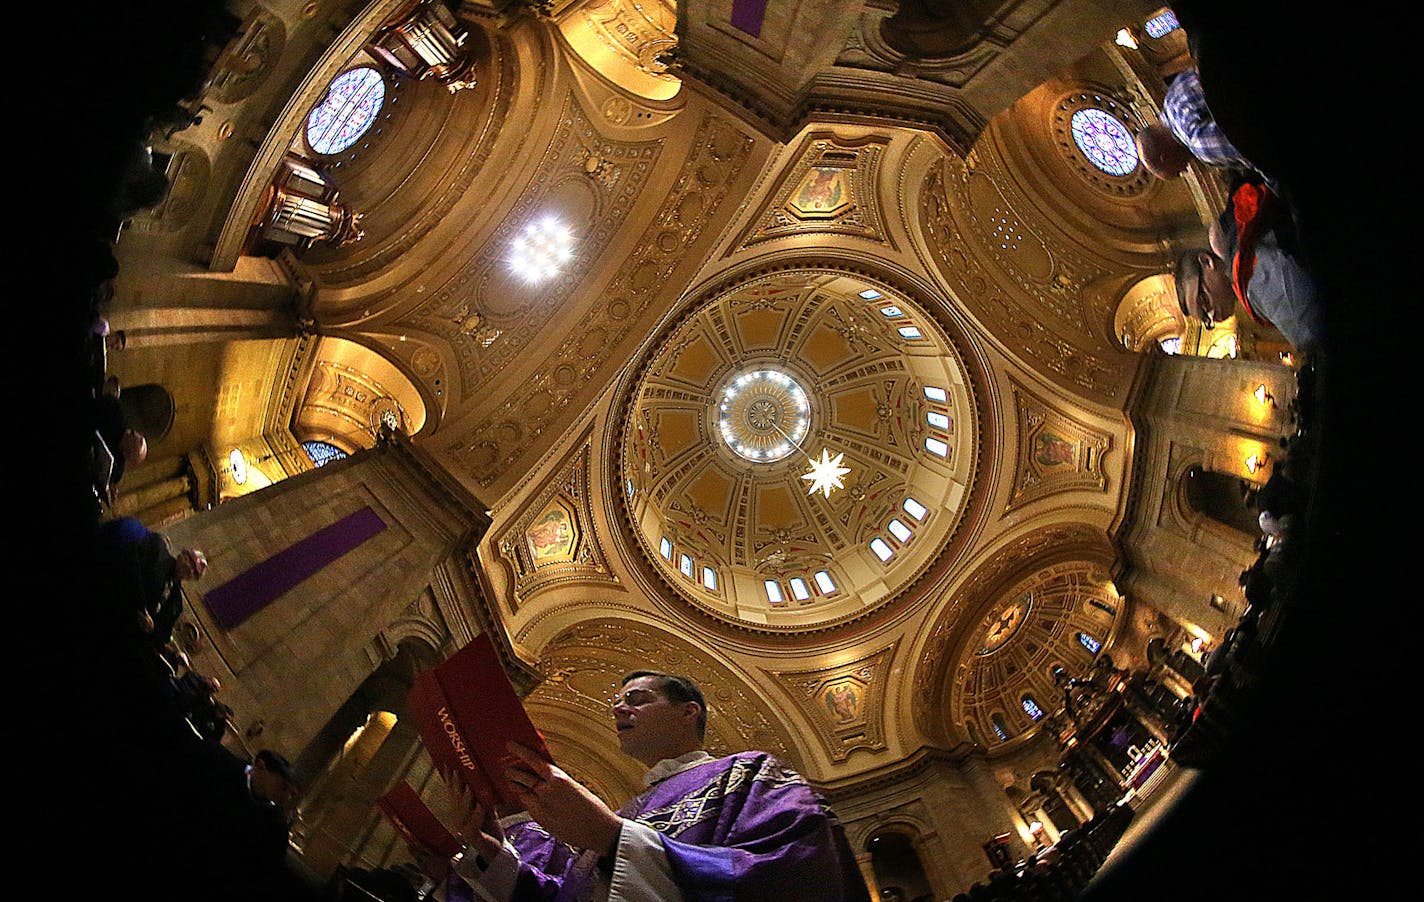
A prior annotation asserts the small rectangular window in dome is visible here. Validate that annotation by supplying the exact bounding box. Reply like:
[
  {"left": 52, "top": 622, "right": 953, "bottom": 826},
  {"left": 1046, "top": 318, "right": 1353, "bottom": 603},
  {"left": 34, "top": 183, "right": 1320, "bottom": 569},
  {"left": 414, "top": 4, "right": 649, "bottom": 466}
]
[
  {"left": 897, "top": 325, "right": 922, "bottom": 339},
  {"left": 879, "top": 305, "right": 903, "bottom": 317},
  {"left": 903, "top": 497, "right": 928, "bottom": 520},
  {"left": 789, "top": 578, "right": 810, "bottom": 601},
  {"left": 870, "top": 538, "right": 893, "bottom": 561},
  {"left": 679, "top": 554, "right": 694, "bottom": 578},
  {"left": 814, "top": 571, "right": 836, "bottom": 593},
  {"left": 765, "top": 580, "right": 784, "bottom": 604},
  {"left": 659, "top": 537, "right": 672, "bottom": 560},
  {"left": 888, "top": 519, "right": 912, "bottom": 542},
  {"left": 923, "top": 386, "right": 948, "bottom": 402},
  {"left": 702, "top": 567, "right": 717, "bottom": 591},
  {"left": 858, "top": 289, "right": 882, "bottom": 300},
  {"left": 925, "top": 437, "right": 949, "bottom": 457},
  {"left": 927, "top": 411, "right": 950, "bottom": 430}
]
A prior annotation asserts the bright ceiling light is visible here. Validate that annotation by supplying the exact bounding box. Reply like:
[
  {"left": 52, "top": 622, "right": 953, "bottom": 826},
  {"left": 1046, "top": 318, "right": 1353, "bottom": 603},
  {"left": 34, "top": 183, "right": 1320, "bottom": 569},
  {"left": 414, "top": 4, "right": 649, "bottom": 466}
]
[
  {"left": 801, "top": 448, "right": 851, "bottom": 499},
  {"left": 508, "top": 216, "right": 575, "bottom": 283}
]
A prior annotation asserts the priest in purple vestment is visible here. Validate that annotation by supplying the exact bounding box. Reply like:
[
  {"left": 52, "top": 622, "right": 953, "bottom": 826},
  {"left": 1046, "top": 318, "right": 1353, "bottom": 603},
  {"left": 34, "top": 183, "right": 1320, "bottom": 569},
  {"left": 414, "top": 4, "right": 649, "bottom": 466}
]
[{"left": 439, "top": 670, "right": 871, "bottom": 902}]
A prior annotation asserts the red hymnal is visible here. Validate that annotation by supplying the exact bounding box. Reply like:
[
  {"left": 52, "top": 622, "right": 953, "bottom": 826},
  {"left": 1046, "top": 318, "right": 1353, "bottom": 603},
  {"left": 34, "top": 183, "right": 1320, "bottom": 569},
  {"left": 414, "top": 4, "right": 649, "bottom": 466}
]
[
  {"left": 377, "top": 781, "right": 462, "bottom": 859},
  {"left": 407, "top": 633, "right": 552, "bottom": 812}
]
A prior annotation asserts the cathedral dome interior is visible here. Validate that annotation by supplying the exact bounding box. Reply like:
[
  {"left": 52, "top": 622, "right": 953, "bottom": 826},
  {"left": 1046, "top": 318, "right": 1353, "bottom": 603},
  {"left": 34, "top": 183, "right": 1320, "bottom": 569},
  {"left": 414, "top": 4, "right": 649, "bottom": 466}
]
[{"left": 60, "top": 1, "right": 1398, "bottom": 898}]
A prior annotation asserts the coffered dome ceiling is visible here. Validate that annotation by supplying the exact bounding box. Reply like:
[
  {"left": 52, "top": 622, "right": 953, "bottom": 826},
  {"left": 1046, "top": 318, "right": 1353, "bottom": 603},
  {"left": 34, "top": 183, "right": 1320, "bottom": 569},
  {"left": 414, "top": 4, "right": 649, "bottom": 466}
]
[{"left": 615, "top": 268, "right": 983, "bottom": 631}]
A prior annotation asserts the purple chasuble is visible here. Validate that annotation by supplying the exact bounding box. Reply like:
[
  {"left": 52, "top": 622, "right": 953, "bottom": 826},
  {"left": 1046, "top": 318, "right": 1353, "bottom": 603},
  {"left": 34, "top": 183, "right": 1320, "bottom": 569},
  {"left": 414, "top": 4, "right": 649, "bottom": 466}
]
[{"left": 510, "top": 752, "right": 869, "bottom": 902}]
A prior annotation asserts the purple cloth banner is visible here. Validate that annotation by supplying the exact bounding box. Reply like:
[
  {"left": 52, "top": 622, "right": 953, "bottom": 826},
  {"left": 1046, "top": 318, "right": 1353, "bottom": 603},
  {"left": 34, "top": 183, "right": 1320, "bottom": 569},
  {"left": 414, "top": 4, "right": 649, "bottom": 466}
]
[
  {"left": 203, "top": 505, "right": 387, "bottom": 629},
  {"left": 730, "top": 0, "right": 768, "bottom": 36}
]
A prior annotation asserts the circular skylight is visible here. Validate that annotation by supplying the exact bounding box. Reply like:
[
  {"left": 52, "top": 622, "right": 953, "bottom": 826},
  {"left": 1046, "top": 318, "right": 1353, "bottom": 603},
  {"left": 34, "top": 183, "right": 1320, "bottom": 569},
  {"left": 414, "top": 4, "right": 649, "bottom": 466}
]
[
  {"left": 717, "top": 370, "right": 810, "bottom": 462},
  {"left": 508, "top": 216, "right": 576, "bottom": 283},
  {"left": 1069, "top": 108, "right": 1138, "bottom": 176},
  {"left": 306, "top": 67, "right": 386, "bottom": 155}
]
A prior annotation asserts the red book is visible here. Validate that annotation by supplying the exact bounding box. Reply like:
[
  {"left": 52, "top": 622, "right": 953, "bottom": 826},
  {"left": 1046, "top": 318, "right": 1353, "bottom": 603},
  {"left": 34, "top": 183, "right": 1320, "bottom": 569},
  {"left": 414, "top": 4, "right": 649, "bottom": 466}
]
[
  {"left": 407, "top": 633, "right": 553, "bottom": 812},
  {"left": 376, "top": 781, "right": 462, "bottom": 859}
]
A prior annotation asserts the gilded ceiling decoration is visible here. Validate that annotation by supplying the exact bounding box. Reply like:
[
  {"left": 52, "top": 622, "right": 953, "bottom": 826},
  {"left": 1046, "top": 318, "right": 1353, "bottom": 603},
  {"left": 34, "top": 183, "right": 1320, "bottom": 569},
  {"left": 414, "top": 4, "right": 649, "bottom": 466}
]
[
  {"left": 495, "top": 439, "right": 618, "bottom": 607},
  {"left": 766, "top": 641, "right": 898, "bottom": 762},
  {"left": 450, "top": 113, "right": 755, "bottom": 488},
  {"left": 559, "top": 0, "right": 679, "bottom": 98},
  {"left": 1113, "top": 273, "right": 1183, "bottom": 353},
  {"left": 918, "top": 156, "right": 1128, "bottom": 403},
  {"left": 948, "top": 561, "right": 1122, "bottom": 750},
  {"left": 526, "top": 619, "right": 798, "bottom": 767},
  {"left": 1005, "top": 383, "right": 1112, "bottom": 512},
  {"left": 734, "top": 134, "right": 892, "bottom": 250},
  {"left": 616, "top": 269, "right": 979, "bottom": 631},
  {"left": 404, "top": 94, "right": 662, "bottom": 393},
  {"left": 293, "top": 354, "right": 420, "bottom": 451},
  {"left": 910, "top": 523, "right": 1111, "bottom": 742}
]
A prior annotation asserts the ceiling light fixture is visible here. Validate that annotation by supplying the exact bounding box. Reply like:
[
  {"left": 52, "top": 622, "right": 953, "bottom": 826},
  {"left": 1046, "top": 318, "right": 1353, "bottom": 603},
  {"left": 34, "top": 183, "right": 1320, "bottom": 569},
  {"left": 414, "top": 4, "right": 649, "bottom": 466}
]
[
  {"left": 801, "top": 448, "right": 851, "bottom": 499},
  {"left": 508, "top": 216, "right": 575, "bottom": 283}
]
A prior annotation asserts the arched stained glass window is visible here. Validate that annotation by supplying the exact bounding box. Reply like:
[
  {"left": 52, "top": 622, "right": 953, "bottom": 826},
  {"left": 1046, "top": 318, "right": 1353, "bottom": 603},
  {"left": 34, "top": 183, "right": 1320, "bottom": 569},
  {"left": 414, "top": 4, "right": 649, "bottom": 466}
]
[
  {"left": 1070, "top": 108, "right": 1139, "bottom": 176},
  {"left": 1022, "top": 696, "right": 1045, "bottom": 721},
  {"left": 1078, "top": 632, "right": 1102, "bottom": 654},
  {"left": 1145, "top": 10, "right": 1180, "bottom": 38},
  {"left": 302, "top": 440, "right": 348, "bottom": 467},
  {"left": 306, "top": 67, "right": 386, "bottom": 155}
]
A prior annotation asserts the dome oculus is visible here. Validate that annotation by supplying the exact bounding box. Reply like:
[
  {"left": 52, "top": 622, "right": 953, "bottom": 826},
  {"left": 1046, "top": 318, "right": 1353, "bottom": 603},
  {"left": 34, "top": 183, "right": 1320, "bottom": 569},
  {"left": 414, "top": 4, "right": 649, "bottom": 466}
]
[{"left": 717, "top": 370, "right": 810, "bottom": 462}]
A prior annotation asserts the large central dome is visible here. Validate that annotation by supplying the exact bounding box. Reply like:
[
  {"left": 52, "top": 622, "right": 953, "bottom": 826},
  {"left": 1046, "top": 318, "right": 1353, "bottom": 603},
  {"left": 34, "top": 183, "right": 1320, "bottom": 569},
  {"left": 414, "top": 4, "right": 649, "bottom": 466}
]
[{"left": 615, "top": 269, "right": 982, "bottom": 631}]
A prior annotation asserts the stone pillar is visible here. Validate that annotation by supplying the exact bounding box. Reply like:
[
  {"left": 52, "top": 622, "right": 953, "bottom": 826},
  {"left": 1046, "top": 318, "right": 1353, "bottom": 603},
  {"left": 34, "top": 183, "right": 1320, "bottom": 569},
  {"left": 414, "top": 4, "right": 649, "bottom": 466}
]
[
  {"left": 164, "top": 436, "right": 496, "bottom": 761},
  {"left": 960, "top": 756, "right": 1033, "bottom": 860},
  {"left": 855, "top": 851, "right": 879, "bottom": 901}
]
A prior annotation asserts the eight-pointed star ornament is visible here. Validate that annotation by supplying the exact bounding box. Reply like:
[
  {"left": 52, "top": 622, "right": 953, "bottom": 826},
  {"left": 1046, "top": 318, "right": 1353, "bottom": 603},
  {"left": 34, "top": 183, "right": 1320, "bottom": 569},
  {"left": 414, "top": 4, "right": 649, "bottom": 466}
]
[{"left": 801, "top": 448, "right": 852, "bottom": 499}]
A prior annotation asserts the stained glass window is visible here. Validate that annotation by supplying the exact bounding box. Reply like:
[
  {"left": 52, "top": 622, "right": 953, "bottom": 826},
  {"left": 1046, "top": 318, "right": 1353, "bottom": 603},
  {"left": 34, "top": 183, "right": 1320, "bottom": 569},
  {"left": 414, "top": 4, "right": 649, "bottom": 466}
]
[
  {"left": 992, "top": 714, "right": 1010, "bottom": 741},
  {"left": 1022, "top": 696, "right": 1045, "bottom": 721},
  {"left": 1070, "top": 108, "right": 1139, "bottom": 176},
  {"left": 1145, "top": 10, "right": 1180, "bottom": 38},
  {"left": 1078, "top": 632, "right": 1102, "bottom": 654},
  {"left": 302, "top": 440, "right": 348, "bottom": 467},
  {"left": 380, "top": 408, "right": 400, "bottom": 431},
  {"left": 880, "top": 305, "right": 903, "bottom": 317},
  {"left": 306, "top": 67, "right": 386, "bottom": 155},
  {"left": 1159, "top": 336, "right": 1182, "bottom": 355}
]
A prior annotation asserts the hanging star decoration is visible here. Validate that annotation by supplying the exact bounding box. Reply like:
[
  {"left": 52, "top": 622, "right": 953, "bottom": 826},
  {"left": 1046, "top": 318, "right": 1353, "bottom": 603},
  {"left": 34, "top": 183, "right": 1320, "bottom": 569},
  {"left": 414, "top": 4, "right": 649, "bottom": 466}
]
[{"left": 801, "top": 448, "right": 851, "bottom": 499}]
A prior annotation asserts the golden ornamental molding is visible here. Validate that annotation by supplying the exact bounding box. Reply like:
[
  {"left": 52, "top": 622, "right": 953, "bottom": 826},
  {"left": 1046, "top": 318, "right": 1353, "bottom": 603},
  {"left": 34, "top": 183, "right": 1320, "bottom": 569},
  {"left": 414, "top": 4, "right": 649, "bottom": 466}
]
[
  {"left": 766, "top": 639, "right": 899, "bottom": 763},
  {"left": 494, "top": 439, "right": 619, "bottom": 608},
  {"left": 450, "top": 111, "right": 756, "bottom": 488},
  {"left": 730, "top": 132, "right": 894, "bottom": 253},
  {"left": 1005, "top": 380, "right": 1112, "bottom": 512}
]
